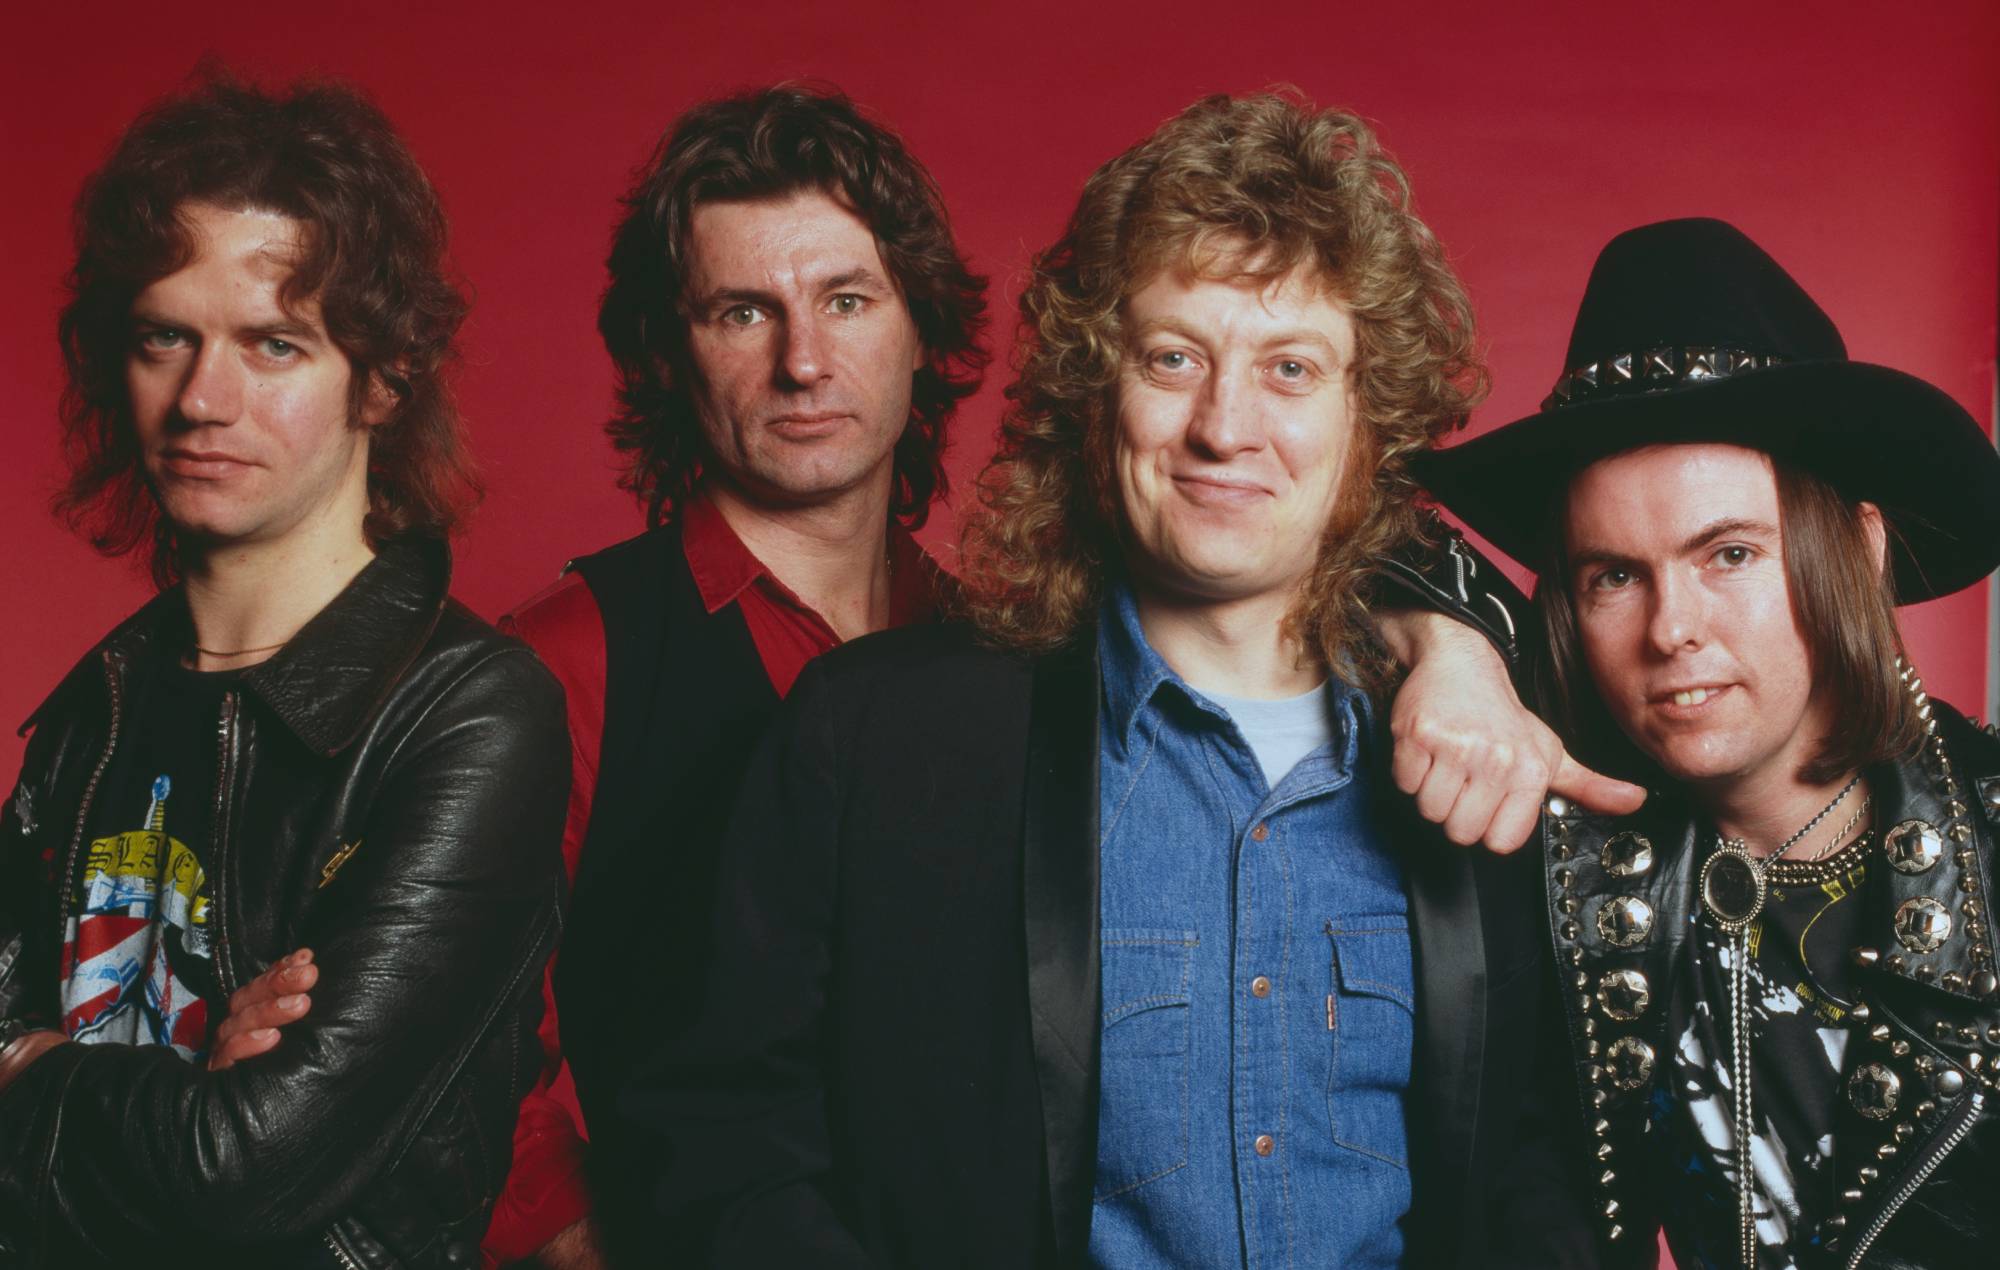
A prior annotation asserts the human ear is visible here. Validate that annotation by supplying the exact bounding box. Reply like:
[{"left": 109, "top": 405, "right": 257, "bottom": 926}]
[
  {"left": 1858, "top": 501, "right": 1889, "bottom": 577},
  {"left": 358, "top": 368, "right": 404, "bottom": 428}
]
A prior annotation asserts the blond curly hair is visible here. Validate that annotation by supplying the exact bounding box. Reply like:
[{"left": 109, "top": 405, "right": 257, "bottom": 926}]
[{"left": 960, "top": 91, "right": 1485, "bottom": 690}]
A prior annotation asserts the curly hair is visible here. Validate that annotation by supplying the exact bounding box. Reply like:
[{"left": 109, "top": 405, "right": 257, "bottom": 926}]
[
  {"left": 56, "top": 72, "right": 477, "bottom": 587},
  {"left": 960, "top": 92, "right": 1486, "bottom": 689},
  {"left": 599, "top": 84, "right": 988, "bottom": 529}
]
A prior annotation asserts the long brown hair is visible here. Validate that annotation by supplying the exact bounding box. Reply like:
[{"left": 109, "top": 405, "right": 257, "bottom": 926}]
[
  {"left": 598, "top": 84, "right": 988, "bottom": 529},
  {"left": 1537, "top": 457, "right": 1921, "bottom": 783},
  {"left": 56, "top": 72, "right": 478, "bottom": 586},
  {"left": 959, "top": 92, "right": 1485, "bottom": 690}
]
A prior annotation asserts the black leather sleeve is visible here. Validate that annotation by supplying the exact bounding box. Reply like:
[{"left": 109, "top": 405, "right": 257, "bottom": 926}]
[
  {"left": 619, "top": 658, "right": 877, "bottom": 1270},
  {"left": 0, "top": 647, "right": 569, "bottom": 1263},
  {"left": 1374, "top": 511, "right": 1530, "bottom": 669}
]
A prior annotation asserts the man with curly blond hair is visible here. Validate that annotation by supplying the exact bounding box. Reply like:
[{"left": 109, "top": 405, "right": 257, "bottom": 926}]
[{"left": 623, "top": 92, "right": 1607, "bottom": 1268}]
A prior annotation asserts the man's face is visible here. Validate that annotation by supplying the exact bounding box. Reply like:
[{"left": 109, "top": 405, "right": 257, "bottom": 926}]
[
  {"left": 1566, "top": 443, "right": 1827, "bottom": 790},
  {"left": 681, "top": 190, "right": 925, "bottom": 511},
  {"left": 1114, "top": 261, "right": 1360, "bottom": 608},
  {"left": 127, "top": 202, "right": 379, "bottom": 553}
]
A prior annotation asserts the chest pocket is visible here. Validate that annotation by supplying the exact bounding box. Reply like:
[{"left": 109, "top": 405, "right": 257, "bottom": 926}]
[
  {"left": 1326, "top": 920, "right": 1416, "bottom": 1169},
  {"left": 1095, "top": 929, "right": 1196, "bottom": 1201}
]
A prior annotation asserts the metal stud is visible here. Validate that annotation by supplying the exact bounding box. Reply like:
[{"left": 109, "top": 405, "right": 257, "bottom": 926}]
[
  {"left": 1607, "top": 1225, "right": 1624, "bottom": 1242},
  {"left": 1597, "top": 969, "right": 1651, "bottom": 1021},
  {"left": 1602, "top": 1200, "right": 1620, "bottom": 1219},
  {"left": 1595, "top": 1142, "right": 1614, "bottom": 1160},
  {"left": 1877, "top": 1142, "right": 1898, "bottom": 1160},
  {"left": 1935, "top": 1068, "right": 1967, "bottom": 1097},
  {"left": 1936, "top": 1020, "right": 1957, "bottom": 1041},
  {"left": 1545, "top": 795, "right": 1573, "bottom": 819},
  {"left": 1916, "top": 964, "right": 1937, "bottom": 983},
  {"left": 1824, "top": 1214, "right": 1848, "bottom": 1232},
  {"left": 1841, "top": 1188, "right": 1864, "bottom": 1204},
  {"left": 1894, "top": 1121, "right": 1916, "bottom": 1143},
  {"left": 1609, "top": 353, "right": 1634, "bottom": 382},
  {"left": 1592, "top": 1117, "right": 1610, "bottom": 1137},
  {"left": 1849, "top": 1002, "right": 1872, "bottom": 1024},
  {"left": 1869, "top": 1023, "right": 1892, "bottom": 1043},
  {"left": 1643, "top": 348, "right": 1673, "bottom": 378},
  {"left": 1950, "top": 822, "right": 1973, "bottom": 843},
  {"left": 1599, "top": 832, "right": 1655, "bottom": 878},
  {"left": 1891, "top": 1040, "right": 1912, "bottom": 1057},
  {"left": 1596, "top": 896, "right": 1654, "bottom": 949},
  {"left": 1883, "top": 820, "right": 1946, "bottom": 873},
  {"left": 1561, "top": 920, "right": 1581, "bottom": 942},
  {"left": 1858, "top": 1166, "right": 1878, "bottom": 1184},
  {"left": 1943, "top": 972, "right": 1967, "bottom": 992},
  {"left": 1556, "top": 867, "right": 1574, "bottom": 890},
  {"left": 1559, "top": 896, "right": 1581, "bottom": 915},
  {"left": 1916, "top": 1100, "right": 1937, "bottom": 1120},
  {"left": 1888, "top": 954, "right": 1907, "bottom": 972},
  {"left": 1853, "top": 945, "right": 1882, "bottom": 968},
  {"left": 1847, "top": 1062, "right": 1901, "bottom": 1119},
  {"left": 1960, "top": 1025, "right": 1981, "bottom": 1045},
  {"left": 1605, "top": 1036, "right": 1656, "bottom": 1090},
  {"left": 1895, "top": 897, "right": 1954, "bottom": 953},
  {"left": 1598, "top": 1169, "right": 1616, "bottom": 1187}
]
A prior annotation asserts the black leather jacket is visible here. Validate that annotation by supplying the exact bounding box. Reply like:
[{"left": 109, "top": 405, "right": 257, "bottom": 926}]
[
  {"left": 1546, "top": 702, "right": 2000, "bottom": 1269},
  {"left": 0, "top": 537, "right": 569, "bottom": 1269}
]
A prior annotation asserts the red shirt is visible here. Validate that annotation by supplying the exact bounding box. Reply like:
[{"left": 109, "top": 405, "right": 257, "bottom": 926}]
[{"left": 480, "top": 494, "right": 943, "bottom": 1263}]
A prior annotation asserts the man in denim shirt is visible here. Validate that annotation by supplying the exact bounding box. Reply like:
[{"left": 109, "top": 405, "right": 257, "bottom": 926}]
[{"left": 630, "top": 92, "right": 1610, "bottom": 1269}]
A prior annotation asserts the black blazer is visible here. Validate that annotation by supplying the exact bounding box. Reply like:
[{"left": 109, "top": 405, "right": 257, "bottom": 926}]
[{"left": 623, "top": 621, "right": 1593, "bottom": 1268}]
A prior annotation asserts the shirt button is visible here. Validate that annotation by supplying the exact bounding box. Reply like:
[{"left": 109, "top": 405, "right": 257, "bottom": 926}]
[
  {"left": 1254, "top": 1134, "right": 1275, "bottom": 1157},
  {"left": 1250, "top": 976, "right": 1271, "bottom": 998},
  {"left": 1250, "top": 823, "right": 1270, "bottom": 842}
]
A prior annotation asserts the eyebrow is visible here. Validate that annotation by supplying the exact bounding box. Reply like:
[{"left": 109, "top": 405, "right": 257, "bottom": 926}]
[
  {"left": 1569, "top": 516, "right": 1779, "bottom": 572},
  {"left": 129, "top": 311, "right": 320, "bottom": 342},
  {"left": 695, "top": 266, "right": 893, "bottom": 310},
  {"left": 1130, "top": 317, "right": 1344, "bottom": 361}
]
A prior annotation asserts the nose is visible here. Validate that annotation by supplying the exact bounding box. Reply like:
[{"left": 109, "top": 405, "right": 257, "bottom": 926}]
[
  {"left": 176, "top": 342, "right": 243, "bottom": 427},
  {"left": 777, "top": 314, "right": 832, "bottom": 389},
  {"left": 1184, "top": 363, "right": 1262, "bottom": 460},
  {"left": 1646, "top": 566, "right": 1707, "bottom": 656}
]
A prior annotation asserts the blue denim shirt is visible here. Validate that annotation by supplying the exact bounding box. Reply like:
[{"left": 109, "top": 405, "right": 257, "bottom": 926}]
[{"left": 1089, "top": 583, "right": 1414, "bottom": 1269}]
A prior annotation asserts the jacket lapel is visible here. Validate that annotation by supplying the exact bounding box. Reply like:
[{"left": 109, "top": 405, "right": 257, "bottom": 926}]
[
  {"left": 1021, "top": 637, "right": 1101, "bottom": 1265},
  {"left": 1403, "top": 807, "right": 1486, "bottom": 1223}
]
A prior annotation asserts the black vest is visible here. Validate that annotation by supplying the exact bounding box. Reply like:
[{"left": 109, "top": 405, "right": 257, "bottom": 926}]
[{"left": 551, "top": 525, "right": 781, "bottom": 1218}]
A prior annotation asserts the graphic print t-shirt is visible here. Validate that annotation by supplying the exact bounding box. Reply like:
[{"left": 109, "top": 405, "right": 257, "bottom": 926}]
[
  {"left": 1659, "top": 837, "right": 1869, "bottom": 1269},
  {"left": 58, "top": 649, "right": 238, "bottom": 1061}
]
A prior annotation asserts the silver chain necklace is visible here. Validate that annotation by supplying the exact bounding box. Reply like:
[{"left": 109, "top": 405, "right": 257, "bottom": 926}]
[{"left": 1697, "top": 772, "right": 1869, "bottom": 1267}]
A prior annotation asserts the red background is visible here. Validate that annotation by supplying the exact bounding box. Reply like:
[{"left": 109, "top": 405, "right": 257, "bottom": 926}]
[{"left": 4, "top": 0, "right": 1996, "bottom": 789}]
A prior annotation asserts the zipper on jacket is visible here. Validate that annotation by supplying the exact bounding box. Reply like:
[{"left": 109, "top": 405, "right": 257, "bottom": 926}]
[
  {"left": 322, "top": 1228, "right": 366, "bottom": 1270},
  {"left": 1844, "top": 1088, "right": 1983, "bottom": 1268},
  {"left": 54, "top": 651, "right": 125, "bottom": 935},
  {"left": 210, "top": 690, "right": 240, "bottom": 996}
]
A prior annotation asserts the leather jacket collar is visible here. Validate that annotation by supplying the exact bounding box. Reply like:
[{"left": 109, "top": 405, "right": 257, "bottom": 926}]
[
  {"left": 1545, "top": 703, "right": 2000, "bottom": 1266},
  {"left": 21, "top": 536, "right": 451, "bottom": 757}
]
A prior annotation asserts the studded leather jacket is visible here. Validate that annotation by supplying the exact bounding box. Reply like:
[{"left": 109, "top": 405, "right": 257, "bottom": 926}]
[
  {"left": 0, "top": 537, "right": 569, "bottom": 1269},
  {"left": 1546, "top": 700, "right": 2000, "bottom": 1269}
]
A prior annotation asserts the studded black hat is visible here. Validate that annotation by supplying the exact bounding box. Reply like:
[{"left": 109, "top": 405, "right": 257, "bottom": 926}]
[{"left": 1415, "top": 218, "right": 2000, "bottom": 602}]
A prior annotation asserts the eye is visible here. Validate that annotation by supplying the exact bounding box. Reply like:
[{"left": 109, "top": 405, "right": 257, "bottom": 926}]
[
  {"left": 829, "top": 294, "right": 864, "bottom": 315},
  {"left": 1151, "top": 350, "right": 1192, "bottom": 372},
  {"left": 1275, "top": 359, "right": 1308, "bottom": 380},
  {"left": 261, "top": 337, "right": 298, "bottom": 359},
  {"left": 1590, "top": 566, "right": 1636, "bottom": 591},
  {"left": 1713, "top": 544, "right": 1753, "bottom": 567},
  {"left": 722, "top": 305, "right": 765, "bottom": 327},
  {"left": 138, "top": 327, "right": 188, "bottom": 353}
]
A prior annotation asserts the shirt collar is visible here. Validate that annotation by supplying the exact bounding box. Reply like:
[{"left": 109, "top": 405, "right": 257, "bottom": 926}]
[
  {"left": 681, "top": 488, "right": 944, "bottom": 626},
  {"left": 1098, "top": 576, "right": 1217, "bottom": 745}
]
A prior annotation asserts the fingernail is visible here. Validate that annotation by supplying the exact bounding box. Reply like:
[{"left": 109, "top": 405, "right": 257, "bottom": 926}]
[
  {"left": 279, "top": 994, "right": 306, "bottom": 1009},
  {"left": 251, "top": 1028, "right": 277, "bottom": 1040}
]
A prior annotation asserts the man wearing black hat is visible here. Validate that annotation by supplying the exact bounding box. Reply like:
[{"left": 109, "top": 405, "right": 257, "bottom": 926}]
[{"left": 1421, "top": 218, "right": 2000, "bottom": 1269}]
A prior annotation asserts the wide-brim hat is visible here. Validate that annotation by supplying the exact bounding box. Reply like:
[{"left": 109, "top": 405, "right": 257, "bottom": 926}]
[{"left": 1413, "top": 218, "right": 2000, "bottom": 602}]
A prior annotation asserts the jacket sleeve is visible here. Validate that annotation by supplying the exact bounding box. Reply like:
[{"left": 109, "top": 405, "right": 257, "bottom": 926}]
[
  {"left": 0, "top": 646, "right": 571, "bottom": 1260},
  {"left": 1373, "top": 510, "right": 1529, "bottom": 668},
  {"left": 617, "top": 659, "right": 876, "bottom": 1269}
]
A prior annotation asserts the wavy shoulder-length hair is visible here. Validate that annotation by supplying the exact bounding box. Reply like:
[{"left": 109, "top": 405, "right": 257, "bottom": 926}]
[
  {"left": 56, "top": 73, "right": 477, "bottom": 587},
  {"left": 599, "top": 84, "right": 988, "bottom": 529},
  {"left": 960, "top": 92, "right": 1485, "bottom": 689}
]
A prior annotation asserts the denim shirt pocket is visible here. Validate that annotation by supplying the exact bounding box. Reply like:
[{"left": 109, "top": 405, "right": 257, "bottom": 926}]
[
  {"left": 1094, "top": 928, "right": 1197, "bottom": 1200},
  {"left": 1325, "top": 919, "right": 1415, "bottom": 1169}
]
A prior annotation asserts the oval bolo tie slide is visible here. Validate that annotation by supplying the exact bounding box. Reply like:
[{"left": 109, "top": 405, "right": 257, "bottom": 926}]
[{"left": 1700, "top": 837, "right": 1766, "bottom": 931}]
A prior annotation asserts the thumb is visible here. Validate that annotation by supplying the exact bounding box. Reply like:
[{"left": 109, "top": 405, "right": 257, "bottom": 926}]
[{"left": 1550, "top": 752, "right": 1647, "bottom": 815}]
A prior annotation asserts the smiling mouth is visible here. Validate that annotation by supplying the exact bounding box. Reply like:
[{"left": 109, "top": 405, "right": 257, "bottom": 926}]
[{"left": 1172, "top": 474, "right": 1270, "bottom": 501}]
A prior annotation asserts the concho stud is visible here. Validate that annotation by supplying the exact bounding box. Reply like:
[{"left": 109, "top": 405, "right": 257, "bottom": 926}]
[
  {"left": 1604, "top": 1036, "right": 1655, "bottom": 1090},
  {"left": 1700, "top": 839, "right": 1765, "bottom": 931},
  {"left": 1596, "top": 896, "right": 1654, "bottom": 949},
  {"left": 1894, "top": 897, "right": 1954, "bottom": 954},
  {"left": 1847, "top": 1063, "right": 1901, "bottom": 1120},
  {"left": 1883, "top": 820, "right": 1945, "bottom": 874},
  {"left": 1597, "top": 969, "right": 1651, "bottom": 1021},
  {"left": 1600, "top": 831, "right": 1655, "bottom": 879}
]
